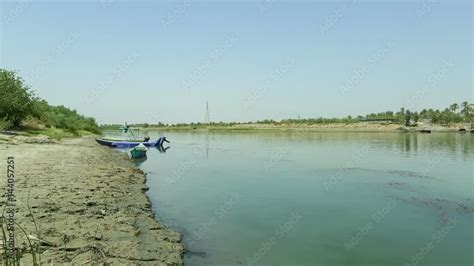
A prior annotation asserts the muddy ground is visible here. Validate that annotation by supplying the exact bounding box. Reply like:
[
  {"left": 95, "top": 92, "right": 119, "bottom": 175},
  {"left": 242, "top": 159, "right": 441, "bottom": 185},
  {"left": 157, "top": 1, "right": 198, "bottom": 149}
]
[{"left": 0, "top": 135, "right": 184, "bottom": 265}]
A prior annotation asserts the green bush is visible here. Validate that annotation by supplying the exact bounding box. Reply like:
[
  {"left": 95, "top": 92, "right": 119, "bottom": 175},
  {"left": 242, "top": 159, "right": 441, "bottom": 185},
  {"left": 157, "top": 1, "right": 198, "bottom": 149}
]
[
  {"left": 0, "top": 117, "right": 13, "bottom": 131},
  {"left": 0, "top": 68, "right": 100, "bottom": 134},
  {"left": 0, "top": 69, "right": 35, "bottom": 127}
]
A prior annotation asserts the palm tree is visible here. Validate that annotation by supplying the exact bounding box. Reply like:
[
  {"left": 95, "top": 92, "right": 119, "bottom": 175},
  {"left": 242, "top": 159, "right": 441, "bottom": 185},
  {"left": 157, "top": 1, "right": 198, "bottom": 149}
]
[
  {"left": 413, "top": 111, "right": 420, "bottom": 123},
  {"left": 450, "top": 103, "right": 459, "bottom": 113},
  {"left": 397, "top": 107, "right": 405, "bottom": 120},
  {"left": 461, "top": 101, "right": 472, "bottom": 121},
  {"left": 461, "top": 101, "right": 469, "bottom": 113},
  {"left": 405, "top": 109, "right": 412, "bottom": 126}
]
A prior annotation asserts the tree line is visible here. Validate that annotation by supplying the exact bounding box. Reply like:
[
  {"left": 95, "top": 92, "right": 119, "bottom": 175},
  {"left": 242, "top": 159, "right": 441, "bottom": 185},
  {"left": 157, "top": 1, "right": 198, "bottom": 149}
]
[
  {"left": 101, "top": 102, "right": 473, "bottom": 129},
  {"left": 254, "top": 103, "right": 472, "bottom": 126},
  {"left": 0, "top": 69, "right": 100, "bottom": 134},
  {"left": 361, "top": 103, "right": 473, "bottom": 126}
]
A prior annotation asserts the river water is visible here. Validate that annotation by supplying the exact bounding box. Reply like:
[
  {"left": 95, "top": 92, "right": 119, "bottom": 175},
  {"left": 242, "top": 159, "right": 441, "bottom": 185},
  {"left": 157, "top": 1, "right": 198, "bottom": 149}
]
[{"left": 121, "top": 131, "right": 472, "bottom": 266}]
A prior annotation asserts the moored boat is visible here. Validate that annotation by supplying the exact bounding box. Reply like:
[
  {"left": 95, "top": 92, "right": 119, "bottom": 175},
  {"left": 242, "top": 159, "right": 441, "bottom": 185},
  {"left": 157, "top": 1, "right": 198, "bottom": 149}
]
[
  {"left": 100, "top": 136, "right": 148, "bottom": 142},
  {"left": 130, "top": 143, "right": 148, "bottom": 158},
  {"left": 100, "top": 124, "right": 150, "bottom": 143},
  {"left": 96, "top": 137, "right": 165, "bottom": 148}
]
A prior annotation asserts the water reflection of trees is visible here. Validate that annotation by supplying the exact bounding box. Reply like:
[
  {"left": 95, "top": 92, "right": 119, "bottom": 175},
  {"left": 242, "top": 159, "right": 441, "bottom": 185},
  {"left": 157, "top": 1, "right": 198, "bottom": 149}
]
[
  {"left": 397, "top": 133, "right": 471, "bottom": 160},
  {"left": 243, "top": 131, "right": 473, "bottom": 160},
  {"left": 140, "top": 130, "right": 473, "bottom": 160}
]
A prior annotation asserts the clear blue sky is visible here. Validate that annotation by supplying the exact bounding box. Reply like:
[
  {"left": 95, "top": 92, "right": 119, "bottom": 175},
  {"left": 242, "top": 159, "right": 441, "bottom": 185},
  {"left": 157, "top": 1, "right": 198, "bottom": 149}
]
[{"left": 1, "top": 0, "right": 472, "bottom": 124}]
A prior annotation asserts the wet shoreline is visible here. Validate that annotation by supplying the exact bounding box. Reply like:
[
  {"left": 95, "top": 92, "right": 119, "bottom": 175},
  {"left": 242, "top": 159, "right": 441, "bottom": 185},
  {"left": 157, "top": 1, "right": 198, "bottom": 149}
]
[{"left": 0, "top": 135, "right": 184, "bottom": 265}]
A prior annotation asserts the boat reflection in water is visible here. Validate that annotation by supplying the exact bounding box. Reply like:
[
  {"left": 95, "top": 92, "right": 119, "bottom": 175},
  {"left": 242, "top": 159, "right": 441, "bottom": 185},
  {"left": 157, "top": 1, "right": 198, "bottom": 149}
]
[
  {"left": 131, "top": 144, "right": 170, "bottom": 166},
  {"left": 131, "top": 156, "right": 147, "bottom": 166},
  {"left": 157, "top": 145, "right": 170, "bottom": 153}
]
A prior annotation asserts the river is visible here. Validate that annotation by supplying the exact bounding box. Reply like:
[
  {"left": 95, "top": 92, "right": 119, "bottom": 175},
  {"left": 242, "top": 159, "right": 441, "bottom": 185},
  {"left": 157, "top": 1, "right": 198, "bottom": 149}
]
[{"left": 123, "top": 131, "right": 472, "bottom": 266}]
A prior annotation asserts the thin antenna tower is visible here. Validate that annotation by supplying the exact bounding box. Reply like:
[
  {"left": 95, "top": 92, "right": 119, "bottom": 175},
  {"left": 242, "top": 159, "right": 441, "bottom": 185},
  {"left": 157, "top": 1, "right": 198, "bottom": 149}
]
[{"left": 205, "top": 101, "right": 210, "bottom": 124}]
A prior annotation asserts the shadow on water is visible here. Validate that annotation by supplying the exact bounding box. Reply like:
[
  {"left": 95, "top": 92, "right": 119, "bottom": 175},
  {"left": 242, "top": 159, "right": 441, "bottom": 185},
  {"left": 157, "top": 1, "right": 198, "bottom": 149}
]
[
  {"left": 185, "top": 250, "right": 207, "bottom": 259},
  {"left": 339, "top": 167, "right": 442, "bottom": 181},
  {"left": 335, "top": 167, "right": 474, "bottom": 227}
]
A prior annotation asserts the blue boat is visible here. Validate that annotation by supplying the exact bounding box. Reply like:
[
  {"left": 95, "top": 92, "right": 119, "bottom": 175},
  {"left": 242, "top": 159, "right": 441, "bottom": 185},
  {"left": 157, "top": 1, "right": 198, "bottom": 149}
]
[{"left": 96, "top": 137, "right": 166, "bottom": 148}]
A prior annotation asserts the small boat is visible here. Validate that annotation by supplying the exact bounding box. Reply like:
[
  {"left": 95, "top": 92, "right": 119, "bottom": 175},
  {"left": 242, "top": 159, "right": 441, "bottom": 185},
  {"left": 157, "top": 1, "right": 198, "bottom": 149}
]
[
  {"left": 100, "top": 136, "right": 147, "bottom": 142},
  {"left": 130, "top": 144, "right": 147, "bottom": 158},
  {"left": 419, "top": 129, "right": 432, "bottom": 133},
  {"left": 96, "top": 137, "right": 166, "bottom": 148},
  {"left": 100, "top": 124, "right": 150, "bottom": 143}
]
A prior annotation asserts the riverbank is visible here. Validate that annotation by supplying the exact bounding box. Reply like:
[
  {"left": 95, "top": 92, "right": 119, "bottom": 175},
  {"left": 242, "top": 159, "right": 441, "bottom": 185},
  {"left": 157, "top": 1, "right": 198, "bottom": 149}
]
[
  {"left": 1, "top": 128, "right": 96, "bottom": 140},
  {"left": 142, "top": 122, "right": 472, "bottom": 133},
  {"left": 0, "top": 135, "right": 183, "bottom": 264}
]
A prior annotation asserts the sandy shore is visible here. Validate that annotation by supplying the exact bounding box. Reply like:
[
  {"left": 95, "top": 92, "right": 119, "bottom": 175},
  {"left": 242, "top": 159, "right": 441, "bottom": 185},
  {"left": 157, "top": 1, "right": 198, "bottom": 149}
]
[{"left": 0, "top": 135, "right": 183, "bottom": 265}]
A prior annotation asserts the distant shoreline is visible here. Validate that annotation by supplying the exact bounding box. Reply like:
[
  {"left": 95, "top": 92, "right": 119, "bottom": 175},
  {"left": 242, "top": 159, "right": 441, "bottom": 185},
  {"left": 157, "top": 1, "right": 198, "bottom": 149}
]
[{"left": 129, "top": 122, "right": 473, "bottom": 133}]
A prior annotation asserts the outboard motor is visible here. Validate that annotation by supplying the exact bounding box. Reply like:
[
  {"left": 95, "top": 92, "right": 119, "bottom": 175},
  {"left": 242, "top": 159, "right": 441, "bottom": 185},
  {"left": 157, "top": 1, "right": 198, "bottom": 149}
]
[
  {"left": 156, "top": 137, "right": 170, "bottom": 146},
  {"left": 156, "top": 137, "right": 164, "bottom": 146}
]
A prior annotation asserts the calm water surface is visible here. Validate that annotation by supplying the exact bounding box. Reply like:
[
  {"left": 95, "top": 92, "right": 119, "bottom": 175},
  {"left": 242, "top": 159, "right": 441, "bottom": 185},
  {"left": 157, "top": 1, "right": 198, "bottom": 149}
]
[{"left": 121, "top": 132, "right": 472, "bottom": 266}]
